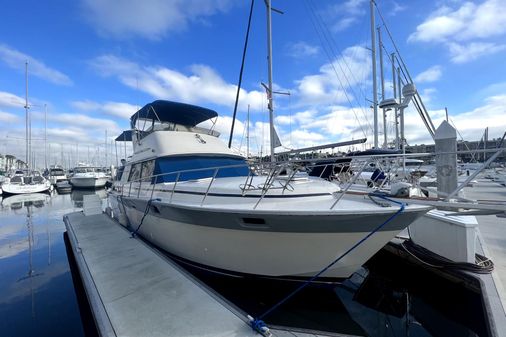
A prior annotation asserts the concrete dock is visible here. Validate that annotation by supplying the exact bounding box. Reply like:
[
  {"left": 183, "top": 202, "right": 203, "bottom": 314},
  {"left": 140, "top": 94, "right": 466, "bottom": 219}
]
[
  {"left": 464, "top": 179, "right": 506, "bottom": 336},
  {"left": 64, "top": 208, "right": 334, "bottom": 337}
]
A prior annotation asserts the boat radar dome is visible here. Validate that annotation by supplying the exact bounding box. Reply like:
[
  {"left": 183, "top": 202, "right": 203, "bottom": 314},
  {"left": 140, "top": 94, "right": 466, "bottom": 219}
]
[
  {"left": 402, "top": 83, "right": 416, "bottom": 99},
  {"left": 379, "top": 98, "right": 398, "bottom": 109}
]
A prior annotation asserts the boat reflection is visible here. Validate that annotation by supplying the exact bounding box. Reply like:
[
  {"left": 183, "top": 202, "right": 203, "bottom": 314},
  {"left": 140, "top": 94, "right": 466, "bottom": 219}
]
[
  {"left": 16, "top": 201, "right": 43, "bottom": 318},
  {"left": 71, "top": 189, "right": 107, "bottom": 208},
  {"left": 1, "top": 193, "right": 50, "bottom": 211}
]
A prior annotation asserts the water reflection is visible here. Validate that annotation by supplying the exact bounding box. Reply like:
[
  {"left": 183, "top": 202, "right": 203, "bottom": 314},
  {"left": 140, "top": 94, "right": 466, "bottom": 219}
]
[
  {"left": 1, "top": 193, "right": 50, "bottom": 211},
  {"left": 16, "top": 200, "right": 43, "bottom": 318},
  {"left": 0, "top": 191, "right": 85, "bottom": 336},
  {"left": 70, "top": 188, "right": 107, "bottom": 208}
]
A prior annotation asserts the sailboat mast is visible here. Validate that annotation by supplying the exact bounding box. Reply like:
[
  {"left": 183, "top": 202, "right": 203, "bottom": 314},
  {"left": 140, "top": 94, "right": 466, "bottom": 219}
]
[
  {"left": 370, "top": 0, "right": 378, "bottom": 148},
  {"left": 44, "top": 104, "right": 47, "bottom": 170},
  {"left": 246, "top": 104, "right": 250, "bottom": 159},
  {"left": 24, "top": 61, "right": 29, "bottom": 169},
  {"left": 266, "top": 0, "right": 275, "bottom": 162}
]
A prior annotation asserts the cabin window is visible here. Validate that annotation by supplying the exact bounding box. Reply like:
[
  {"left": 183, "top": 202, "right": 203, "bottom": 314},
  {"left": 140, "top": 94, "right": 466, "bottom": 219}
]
[
  {"left": 141, "top": 160, "right": 155, "bottom": 182},
  {"left": 153, "top": 156, "right": 250, "bottom": 183},
  {"left": 128, "top": 163, "right": 142, "bottom": 182}
]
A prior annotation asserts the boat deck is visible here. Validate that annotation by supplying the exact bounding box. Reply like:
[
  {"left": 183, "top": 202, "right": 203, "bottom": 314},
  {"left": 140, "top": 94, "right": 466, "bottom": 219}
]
[{"left": 64, "top": 201, "right": 336, "bottom": 337}]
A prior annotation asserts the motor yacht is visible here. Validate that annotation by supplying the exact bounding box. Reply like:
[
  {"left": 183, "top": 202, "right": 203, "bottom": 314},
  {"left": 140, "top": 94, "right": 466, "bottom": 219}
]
[{"left": 108, "top": 100, "right": 431, "bottom": 279}]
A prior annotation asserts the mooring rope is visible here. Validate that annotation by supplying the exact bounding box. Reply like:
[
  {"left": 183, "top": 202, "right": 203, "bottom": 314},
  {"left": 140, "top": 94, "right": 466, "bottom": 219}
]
[
  {"left": 130, "top": 198, "right": 161, "bottom": 238},
  {"left": 248, "top": 192, "right": 405, "bottom": 335}
]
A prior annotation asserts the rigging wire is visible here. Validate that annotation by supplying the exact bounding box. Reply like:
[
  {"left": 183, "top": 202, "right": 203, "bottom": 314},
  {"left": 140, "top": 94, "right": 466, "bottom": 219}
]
[
  {"left": 303, "top": 0, "right": 371, "bottom": 139},
  {"left": 228, "top": 0, "right": 255, "bottom": 148}
]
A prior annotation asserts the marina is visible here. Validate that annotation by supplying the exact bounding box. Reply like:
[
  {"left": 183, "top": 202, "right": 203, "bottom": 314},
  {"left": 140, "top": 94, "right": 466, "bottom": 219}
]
[
  {"left": 0, "top": 174, "right": 505, "bottom": 336},
  {"left": 1, "top": 0, "right": 506, "bottom": 336}
]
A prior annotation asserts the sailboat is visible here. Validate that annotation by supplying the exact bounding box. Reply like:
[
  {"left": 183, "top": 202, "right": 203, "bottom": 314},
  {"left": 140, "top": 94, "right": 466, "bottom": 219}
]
[{"left": 1, "top": 62, "right": 51, "bottom": 196}]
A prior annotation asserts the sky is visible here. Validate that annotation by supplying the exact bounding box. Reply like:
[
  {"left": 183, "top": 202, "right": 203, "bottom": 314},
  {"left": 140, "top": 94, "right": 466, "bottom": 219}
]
[{"left": 1, "top": 0, "right": 505, "bottom": 168}]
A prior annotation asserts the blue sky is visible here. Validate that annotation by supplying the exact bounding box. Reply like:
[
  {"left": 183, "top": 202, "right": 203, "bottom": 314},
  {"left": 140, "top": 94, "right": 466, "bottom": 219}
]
[{"left": 1, "top": 0, "right": 505, "bottom": 167}]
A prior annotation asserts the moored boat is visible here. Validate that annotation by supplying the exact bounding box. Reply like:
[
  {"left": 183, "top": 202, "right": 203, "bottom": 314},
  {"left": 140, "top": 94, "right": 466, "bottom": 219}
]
[
  {"left": 109, "top": 100, "right": 431, "bottom": 279},
  {"left": 70, "top": 166, "right": 108, "bottom": 189},
  {"left": 1, "top": 171, "right": 51, "bottom": 195}
]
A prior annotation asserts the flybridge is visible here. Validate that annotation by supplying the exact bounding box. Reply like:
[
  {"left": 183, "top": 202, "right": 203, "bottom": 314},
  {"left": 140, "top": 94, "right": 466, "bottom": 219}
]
[{"left": 130, "top": 100, "right": 218, "bottom": 128}]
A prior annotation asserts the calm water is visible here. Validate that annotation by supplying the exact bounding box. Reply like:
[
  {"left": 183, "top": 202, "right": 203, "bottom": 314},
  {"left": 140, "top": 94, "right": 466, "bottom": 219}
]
[
  {"left": 0, "top": 190, "right": 105, "bottom": 337},
  {"left": 0, "top": 188, "right": 491, "bottom": 337}
]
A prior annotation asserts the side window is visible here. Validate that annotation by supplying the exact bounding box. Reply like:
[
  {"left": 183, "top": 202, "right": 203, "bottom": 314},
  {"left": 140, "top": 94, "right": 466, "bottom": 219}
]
[
  {"left": 128, "top": 163, "right": 142, "bottom": 182},
  {"left": 141, "top": 160, "right": 155, "bottom": 182}
]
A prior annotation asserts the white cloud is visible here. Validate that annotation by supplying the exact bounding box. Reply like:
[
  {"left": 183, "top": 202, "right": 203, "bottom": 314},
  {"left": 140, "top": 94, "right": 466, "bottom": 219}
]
[
  {"left": 419, "top": 88, "right": 437, "bottom": 104},
  {"left": 287, "top": 42, "right": 319, "bottom": 58},
  {"left": 71, "top": 100, "right": 139, "bottom": 119},
  {"left": 327, "top": 0, "right": 367, "bottom": 32},
  {"left": 31, "top": 110, "right": 119, "bottom": 133},
  {"left": 408, "top": 0, "right": 506, "bottom": 63},
  {"left": 402, "top": 93, "right": 506, "bottom": 145},
  {"left": 71, "top": 100, "right": 101, "bottom": 111},
  {"left": 448, "top": 42, "right": 506, "bottom": 64},
  {"left": 414, "top": 66, "right": 442, "bottom": 83},
  {"left": 276, "top": 110, "right": 318, "bottom": 126},
  {"left": 90, "top": 55, "right": 264, "bottom": 112},
  {"left": 0, "top": 44, "right": 72, "bottom": 86},
  {"left": 0, "top": 91, "right": 25, "bottom": 108},
  {"left": 295, "top": 45, "right": 371, "bottom": 106},
  {"left": 81, "top": 0, "right": 236, "bottom": 40},
  {"left": 0, "top": 111, "right": 20, "bottom": 123}
]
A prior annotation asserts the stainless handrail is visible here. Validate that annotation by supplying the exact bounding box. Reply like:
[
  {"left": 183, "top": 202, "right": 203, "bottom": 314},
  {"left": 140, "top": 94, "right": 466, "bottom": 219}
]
[
  {"left": 201, "top": 168, "right": 219, "bottom": 206},
  {"left": 330, "top": 161, "right": 370, "bottom": 209}
]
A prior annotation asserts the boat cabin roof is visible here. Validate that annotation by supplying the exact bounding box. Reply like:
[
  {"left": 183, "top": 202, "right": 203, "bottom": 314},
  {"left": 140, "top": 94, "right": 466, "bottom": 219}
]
[
  {"left": 130, "top": 100, "right": 218, "bottom": 128},
  {"left": 115, "top": 130, "right": 133, "bottom": 142}
]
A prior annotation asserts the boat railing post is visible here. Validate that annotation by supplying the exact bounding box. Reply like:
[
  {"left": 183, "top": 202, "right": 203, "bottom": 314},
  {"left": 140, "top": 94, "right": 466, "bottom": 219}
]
[
  {"left": 254, "top": 165, "right": 281, "bottom": 209},
  {"left": 280, "top": 164, "right": 299, "bottom": 191},
  {"left": 331, "top": 160, "right": 369, "bottom": 209},
  {"left": 318, "top": 163, "right": 328, "bottom": 179},
  {"left": 138, "top": 178, "right": 142, "bottom": 198},
  {"left": 170, "top": 172, "right": 180, "bottom": 203},
  {"left": 201, "top": 168, "right": 219, "bottom": 206},
  {"left": 149, "top": 175, "right": 156, "bottom": 200},
  {"left": 241, "top": 165, "right": 254, "bottom": 196},
  {"left": 128, "top": 181, "right": 132, "bottom": 197}
]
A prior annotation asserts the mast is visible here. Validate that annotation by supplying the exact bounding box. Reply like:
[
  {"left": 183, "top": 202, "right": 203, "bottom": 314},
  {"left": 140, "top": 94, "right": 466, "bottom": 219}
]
[
  {"left": 392, "top": 53, "right": 399, "bottom": 150},
  {"left": 370, "top": 0, "right": 378, "bottom": 148},
  {"left": 246, "top": 104, "right": 250, "bottom": 159},
  {"left": 105, "top": 130, "right": 108, "bottom": 167},
  {"left": 25, "top": 61, "right": 29, "bottom": 169},
  {"left": 44, "top": 104, "right": 47, "bottom": 170},
  {"left": 378, "top": 26, "right": 387, "bottom": 148},
  {"left": 266, "top": 0, "right": 275, "bottom": 162}
]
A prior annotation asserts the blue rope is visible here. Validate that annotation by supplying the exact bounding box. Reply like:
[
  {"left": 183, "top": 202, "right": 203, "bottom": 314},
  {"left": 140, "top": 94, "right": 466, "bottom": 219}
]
[
  {"left": 249, "top": 317, "right": 269, "bottom": 336},
  {"left": 130, "top": 198, "right": 161, "bottom": 238},
  {"left": 249, "top": 192, "right": 406, "bottom": 331}
]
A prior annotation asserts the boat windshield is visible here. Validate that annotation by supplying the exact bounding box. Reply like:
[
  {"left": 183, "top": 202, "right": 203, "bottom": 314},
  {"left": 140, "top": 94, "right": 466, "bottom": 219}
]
[
  {"left": 75, "top": 167, "right": 95, "bottom": 173},
  {"left": 50, "top": 169, "right": 65, "bottom": 175}
]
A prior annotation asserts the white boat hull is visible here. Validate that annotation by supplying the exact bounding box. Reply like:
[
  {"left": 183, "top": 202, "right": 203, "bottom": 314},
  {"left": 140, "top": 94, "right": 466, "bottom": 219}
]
[
  {"left": 115, "top": 193, "right": 425, "bottom": 279},
  {"left": 71, "top": 177, "right": 108, "bottom": 188},
  {"left": 49, "top": 175, "right": 67, "bottom": 185},
  {"left": 1, "top": 182, "right": 51, "bottom": 195}
]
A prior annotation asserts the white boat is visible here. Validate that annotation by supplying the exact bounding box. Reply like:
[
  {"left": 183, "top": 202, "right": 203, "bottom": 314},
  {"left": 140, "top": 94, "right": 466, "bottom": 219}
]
[
  {"left": 3, "top": 64, "right": 51, "bottom": 195},
  {"left": 47, "top": 167, "right": 67, "bottom": 185},
  {"left": 109, "top": 100, "right": 431, "bottom": 279},
  {"left": 70, "top": 166, "right": 108, "bottom": 188},
  {"left": 2, "top": 172, "right": 52, "bottom": 195}
]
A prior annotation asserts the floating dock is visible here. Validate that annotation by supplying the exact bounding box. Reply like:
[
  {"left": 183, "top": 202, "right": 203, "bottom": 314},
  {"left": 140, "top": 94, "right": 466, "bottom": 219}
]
[
  {"left": 465, "top": 179, "right": 506, "bottom": 337},
  {"left": 64, "top": 197, "right": 334, "bottom": 337}
]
